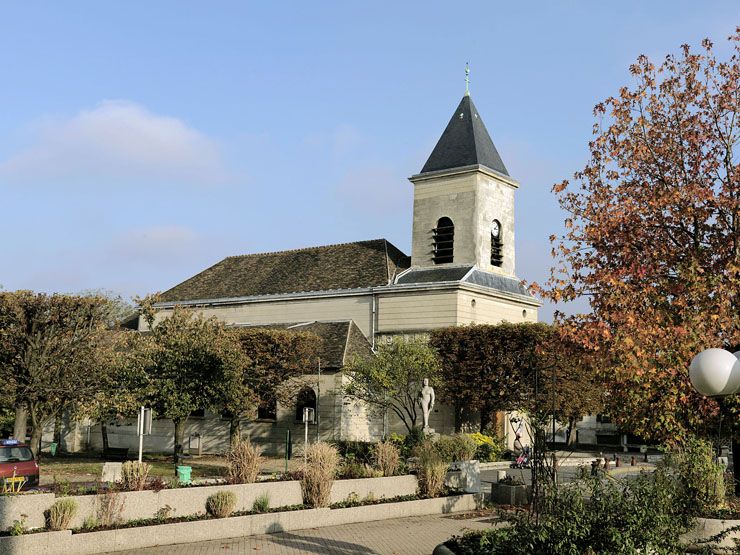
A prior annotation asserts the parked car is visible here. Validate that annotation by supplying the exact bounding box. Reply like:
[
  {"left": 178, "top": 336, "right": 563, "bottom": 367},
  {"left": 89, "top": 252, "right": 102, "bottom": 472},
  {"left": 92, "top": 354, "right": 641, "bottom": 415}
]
[{"left": 0, "top": 439, "right": 39, "bottom": 490}]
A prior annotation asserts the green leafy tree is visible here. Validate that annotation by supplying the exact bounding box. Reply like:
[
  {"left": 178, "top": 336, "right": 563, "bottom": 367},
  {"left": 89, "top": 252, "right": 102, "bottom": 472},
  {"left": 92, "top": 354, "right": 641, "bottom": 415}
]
[
  {"left": 0, "top": 291, "right": 116, "bottom": 457},
  {"left": 138, "top": 299, "right": 247, "bottom": 458},
  {"left": 342, "top": 337, "right": 440, "bottom": 433}
]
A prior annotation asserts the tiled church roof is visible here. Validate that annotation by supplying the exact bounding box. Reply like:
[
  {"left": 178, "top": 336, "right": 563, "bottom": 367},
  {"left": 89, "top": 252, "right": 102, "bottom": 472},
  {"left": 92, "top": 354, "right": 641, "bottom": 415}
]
[
  {"left": 159, "top": 239, "right": 410, "bottom": 302},
  {"left": 236, "top": 320, "right": 373, "bottom": 369}
]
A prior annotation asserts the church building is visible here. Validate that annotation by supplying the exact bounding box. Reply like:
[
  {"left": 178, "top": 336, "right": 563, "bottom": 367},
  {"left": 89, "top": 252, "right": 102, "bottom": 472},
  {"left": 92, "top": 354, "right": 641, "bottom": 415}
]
[{"left": 124, "top": 91, "right": 542, "bottom": 454}]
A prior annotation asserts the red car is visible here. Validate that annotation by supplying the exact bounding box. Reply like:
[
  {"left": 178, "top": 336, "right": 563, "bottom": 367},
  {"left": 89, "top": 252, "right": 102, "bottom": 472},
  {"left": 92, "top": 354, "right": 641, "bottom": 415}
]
[{"left": 0, "top": 439, "right": 39, "bottom": 490}]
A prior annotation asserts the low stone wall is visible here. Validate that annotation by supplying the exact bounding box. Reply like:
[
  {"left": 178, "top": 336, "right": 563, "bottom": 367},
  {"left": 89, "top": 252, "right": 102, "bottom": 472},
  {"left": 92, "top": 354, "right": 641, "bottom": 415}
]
[
  {"left": 0, "top": 493, "right": 481, "bottom": 555},
  {"left": 329, "top": 475, "right": 418, "bottom": 503},
  {"left": 0, "top": 475, "right": 419, "bottom": 532},
  {"left": 681, "top": 517, "right": 740, "bottom": 553},
  {"left": 0, "top": 492, "right": 57, "bottom": 530},
  {"left": 0, "top": 530, "right": 69, "bottom": 555}
]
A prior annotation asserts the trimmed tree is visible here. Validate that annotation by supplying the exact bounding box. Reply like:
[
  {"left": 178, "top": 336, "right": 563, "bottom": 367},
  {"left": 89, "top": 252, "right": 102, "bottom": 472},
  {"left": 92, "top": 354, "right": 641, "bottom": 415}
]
[
  {"left": 430, "top": 322, "right": 604, "bottom": 440},
  {"left": 138, "top": 300, "right": 247, "bottom": 458},
  {"left": 226, "top": 327, "right": 321, "bottom": 447},
  {"left": 75, "top": 328, "right": 149, "bottom": 453},
  {"left": 0, "top": 291, "right": 117, "bottom": 457},
  {"left": 342, "top": 337, "right": 440, "bottom": 433}
]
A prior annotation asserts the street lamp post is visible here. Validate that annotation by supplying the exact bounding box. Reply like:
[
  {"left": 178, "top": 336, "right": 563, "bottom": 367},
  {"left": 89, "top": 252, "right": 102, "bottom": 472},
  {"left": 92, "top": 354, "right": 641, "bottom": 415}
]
[{"left": 689, "top": 348, "right": 740, "bottom": 495}]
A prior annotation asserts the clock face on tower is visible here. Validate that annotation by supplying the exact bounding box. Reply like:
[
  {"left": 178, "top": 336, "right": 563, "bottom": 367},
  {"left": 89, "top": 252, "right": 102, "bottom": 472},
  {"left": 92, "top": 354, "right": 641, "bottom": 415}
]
[{"left": 491, "top": 220, "right": 501, "bottom": 239}]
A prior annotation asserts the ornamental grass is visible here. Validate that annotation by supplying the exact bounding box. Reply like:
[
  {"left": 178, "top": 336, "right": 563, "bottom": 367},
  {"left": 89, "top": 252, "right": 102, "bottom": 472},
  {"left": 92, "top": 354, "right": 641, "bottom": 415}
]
[
  {"left": 374, "top": 440, "right": 401, "bottom": 477},
  {"left": 227, "top": 437, "right": 263, "bottom": 484},
  {"left": 300, "top": 442, "right": 340, "bottom": 508}
]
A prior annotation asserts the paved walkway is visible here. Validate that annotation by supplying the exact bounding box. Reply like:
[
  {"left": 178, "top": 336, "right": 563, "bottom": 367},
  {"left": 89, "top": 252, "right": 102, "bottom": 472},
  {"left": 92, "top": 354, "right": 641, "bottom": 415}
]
[{"left": 110, "top": 513, "right": 490, "bottom": 555}]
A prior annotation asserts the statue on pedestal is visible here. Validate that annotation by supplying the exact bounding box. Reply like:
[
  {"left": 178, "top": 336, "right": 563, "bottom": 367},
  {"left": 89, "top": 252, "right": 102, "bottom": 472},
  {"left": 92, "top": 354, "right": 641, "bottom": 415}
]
[{"left": 419, "top": 378, "right": 435, "bottom": 432}]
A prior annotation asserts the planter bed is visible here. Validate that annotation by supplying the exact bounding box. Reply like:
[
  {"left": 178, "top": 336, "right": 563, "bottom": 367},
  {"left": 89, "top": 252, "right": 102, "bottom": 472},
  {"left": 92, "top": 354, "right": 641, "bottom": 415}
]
[
  {"left": 0, "top": 474, "right": 419, "bottom": 531},
  {"left": 0, "top": 493, "right": 482, "bottom": 555}
]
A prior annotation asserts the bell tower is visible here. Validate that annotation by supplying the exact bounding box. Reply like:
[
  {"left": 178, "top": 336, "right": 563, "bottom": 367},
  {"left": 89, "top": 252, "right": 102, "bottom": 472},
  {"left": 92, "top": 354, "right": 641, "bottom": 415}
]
[{"left": 409, "top": 93, "right": 518, "bottom": 277}]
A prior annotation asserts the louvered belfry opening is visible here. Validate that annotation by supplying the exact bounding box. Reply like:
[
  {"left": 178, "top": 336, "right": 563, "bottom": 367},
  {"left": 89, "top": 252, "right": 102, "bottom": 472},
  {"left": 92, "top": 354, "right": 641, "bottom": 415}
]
[
  {"left": 491, "top": 222, "right": 503, "bottom": 267},
  {"left": 433, "top": 217, "right": 454, "bottom": 264}
]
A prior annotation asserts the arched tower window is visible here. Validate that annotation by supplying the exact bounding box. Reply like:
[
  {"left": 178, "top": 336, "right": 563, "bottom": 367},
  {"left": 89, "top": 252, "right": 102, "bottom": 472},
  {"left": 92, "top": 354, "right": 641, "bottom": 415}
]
[
  {"left": 491, "top": 219, "right": 503, "bottom": 267},
  {"left": 295, "top": 387, "right": 317, "bottom": 423},
  {"left": 432, "top": 217, "right": 454, "bottom": 264}
]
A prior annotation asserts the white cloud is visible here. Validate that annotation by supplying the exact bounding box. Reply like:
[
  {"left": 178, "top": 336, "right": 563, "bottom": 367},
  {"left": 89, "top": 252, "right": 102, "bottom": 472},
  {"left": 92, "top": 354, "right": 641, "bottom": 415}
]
[{"left": 0, "top": 100, "right": 227, "bottom": 185}]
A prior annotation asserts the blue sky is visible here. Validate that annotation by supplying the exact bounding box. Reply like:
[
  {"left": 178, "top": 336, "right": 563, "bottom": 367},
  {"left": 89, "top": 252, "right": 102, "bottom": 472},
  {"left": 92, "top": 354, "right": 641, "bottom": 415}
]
[{"left": 1, "top": 1, "right": 738, "bottom": 321}]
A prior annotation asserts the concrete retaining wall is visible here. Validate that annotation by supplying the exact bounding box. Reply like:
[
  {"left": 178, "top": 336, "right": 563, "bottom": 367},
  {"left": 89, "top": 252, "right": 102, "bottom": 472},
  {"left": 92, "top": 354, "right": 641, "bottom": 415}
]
[
  {"left": 0, "top": 475, "right": 419, "bottom": 532},
  {"left": 0, "top": 493, "right": 56, "bottom": 530},
  {"left": 0, "top": 493, "right": 480, "bottom": 555},
  {"left": 329, "top": 475, "right": 418, "bottom": 503},
  {"left": 0, "top": 530, "right": 69, "bottom": 555},
  {"left": 681, "top": 517, "right": 740, "bottom": 553}
]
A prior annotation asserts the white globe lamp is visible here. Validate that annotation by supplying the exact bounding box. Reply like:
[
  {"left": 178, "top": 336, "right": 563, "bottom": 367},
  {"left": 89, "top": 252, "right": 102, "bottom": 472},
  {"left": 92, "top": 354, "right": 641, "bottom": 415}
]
[{"left": 689, "top": 348, "right": 740, "bottom": 398}]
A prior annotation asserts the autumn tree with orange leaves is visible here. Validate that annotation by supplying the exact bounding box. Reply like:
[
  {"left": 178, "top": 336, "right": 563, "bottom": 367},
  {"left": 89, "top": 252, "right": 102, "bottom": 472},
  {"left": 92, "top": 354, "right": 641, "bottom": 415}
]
[{"left": 543, "top": 32, "right": 739, "bottom": 446}]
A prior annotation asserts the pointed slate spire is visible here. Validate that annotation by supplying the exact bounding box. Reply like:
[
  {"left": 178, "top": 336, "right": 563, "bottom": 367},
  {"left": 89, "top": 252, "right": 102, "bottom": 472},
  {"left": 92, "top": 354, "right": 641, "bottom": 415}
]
[{"left": 420, "top": 95, "right": 509, "bottom": 176}]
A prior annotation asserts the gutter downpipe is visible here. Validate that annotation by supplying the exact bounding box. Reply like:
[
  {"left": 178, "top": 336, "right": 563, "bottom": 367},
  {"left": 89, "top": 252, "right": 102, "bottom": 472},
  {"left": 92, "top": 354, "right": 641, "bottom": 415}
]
[
  {"left": 316, "top": 357, "right": 321, "bottom": 443},
  {"left": 371, "top": 290, "right": 387, "bottom": 438},
  {"left": 371, "top": 292, "right": 377, "bottom": 352}
]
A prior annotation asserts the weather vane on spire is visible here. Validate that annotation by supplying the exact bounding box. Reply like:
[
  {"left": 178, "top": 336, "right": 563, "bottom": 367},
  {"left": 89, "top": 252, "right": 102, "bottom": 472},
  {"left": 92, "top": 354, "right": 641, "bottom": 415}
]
[{"left": 465, "top": 62, "right": 470, "bottom": 96}]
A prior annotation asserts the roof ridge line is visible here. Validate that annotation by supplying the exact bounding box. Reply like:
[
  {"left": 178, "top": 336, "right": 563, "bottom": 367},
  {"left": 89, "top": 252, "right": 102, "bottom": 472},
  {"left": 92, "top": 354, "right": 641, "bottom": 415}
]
[
  {"left": 226, "top": 238, "right": 391, "bottom": 260},
  {"left": 467, "top": 95, "right": 481, "bottom": 163}
]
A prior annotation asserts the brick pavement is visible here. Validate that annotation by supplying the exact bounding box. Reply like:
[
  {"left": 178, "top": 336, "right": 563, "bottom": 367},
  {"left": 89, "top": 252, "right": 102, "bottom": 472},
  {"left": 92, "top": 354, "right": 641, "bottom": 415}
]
[{"left": 109, "top": 513, "right": 490, "bottom": 555}]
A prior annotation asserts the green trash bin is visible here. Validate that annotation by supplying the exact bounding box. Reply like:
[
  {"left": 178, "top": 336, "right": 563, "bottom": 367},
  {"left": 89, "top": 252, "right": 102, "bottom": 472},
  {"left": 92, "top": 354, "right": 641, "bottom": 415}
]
[
  {"left": 50, "top": 442, "right": 58, "bottom": 456},
  {"left": 176, "top": 465, "right": 192, "bottom": 485}
]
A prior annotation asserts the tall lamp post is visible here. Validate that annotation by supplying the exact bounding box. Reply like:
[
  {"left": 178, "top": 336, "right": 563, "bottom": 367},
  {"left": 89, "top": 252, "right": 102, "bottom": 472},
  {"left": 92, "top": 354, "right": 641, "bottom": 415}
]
[{"left": 689, "top": 348, "right": 740, "bottom": 495}]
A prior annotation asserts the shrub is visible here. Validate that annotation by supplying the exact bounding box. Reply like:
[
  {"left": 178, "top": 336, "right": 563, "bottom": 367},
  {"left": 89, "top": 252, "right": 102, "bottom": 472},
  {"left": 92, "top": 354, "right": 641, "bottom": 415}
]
[
  {"left": 374, "top": 441, "right": 401, "bottom": 477},
  {"left": 301, "top": 442, "right": 340, "bottom": 508},
  {"left": 387, "top": 432, "right": 406, "bottom": 454},
  {"left": 663, "top": 437, "right": 726, "bottom": 515},
  {"left": 333, "top": 440, "right": 375, "bottom": 465},
  {"left": 434, "top": 434, "right": 477, "bottom": 463},
  {"left": 340, "top": 461, "right": 377, "bottom": 479},
  {"left": 120, "top": 461, "right": 151, "bottom": 491},
  {"left": 466, "top": 432, "right": 505, "bottom": 462},
  {"left": 46, "top": 498, "right": 78, "bottom": 531},
  {"left": 405, "top": 427, "right": 426, "bottom": 452},
  {"left": 445, "top": 469, "right": 692, "bottom": 554},
  {"left": 206, "top": 491, "right": 237, "bottom": 518},
  {"left": 252, "top": 493, "right": 270, "bottom": 513},
  {"left": 413, "top": 440, "right": 448, "bottom": 498},
  {"left": 227, "top": 437, "right": 263, "bottom": 484},
  {"left": 145, "top": 476, "right": 169, "bottom": 492}
]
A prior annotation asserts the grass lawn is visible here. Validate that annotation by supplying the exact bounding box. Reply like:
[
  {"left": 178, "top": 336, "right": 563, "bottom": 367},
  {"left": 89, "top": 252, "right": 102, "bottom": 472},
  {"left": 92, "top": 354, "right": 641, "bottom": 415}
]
[{"left": 40, "top": 453, "right": 228, "bottom": 484}]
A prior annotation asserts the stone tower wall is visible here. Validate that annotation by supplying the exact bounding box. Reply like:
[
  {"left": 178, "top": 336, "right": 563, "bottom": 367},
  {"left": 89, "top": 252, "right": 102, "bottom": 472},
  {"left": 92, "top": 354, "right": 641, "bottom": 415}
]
[{"left": 410, "top": 168, "right": 518, "bottom": 274}]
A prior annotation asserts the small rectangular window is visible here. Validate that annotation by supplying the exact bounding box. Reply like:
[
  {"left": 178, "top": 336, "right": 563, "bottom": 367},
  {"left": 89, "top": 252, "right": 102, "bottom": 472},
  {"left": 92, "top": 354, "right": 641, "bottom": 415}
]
[{"left": 257, "top": 401, "right": 277, "bottom": 421}]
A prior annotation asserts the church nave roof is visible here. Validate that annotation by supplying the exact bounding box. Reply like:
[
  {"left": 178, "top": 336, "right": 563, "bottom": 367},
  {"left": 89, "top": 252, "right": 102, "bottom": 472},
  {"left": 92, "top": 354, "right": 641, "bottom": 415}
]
[{"left": 159, "top": 239, "right": 410, "bottom": 302}]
